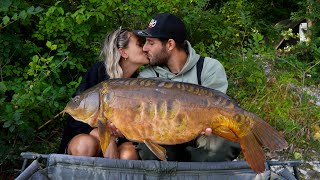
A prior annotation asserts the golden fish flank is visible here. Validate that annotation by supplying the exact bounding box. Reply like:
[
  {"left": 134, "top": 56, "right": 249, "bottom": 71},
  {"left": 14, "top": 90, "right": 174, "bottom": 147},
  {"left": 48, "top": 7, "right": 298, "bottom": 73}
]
[
  {"left": 168, "top": 100, "right": 180, "bottom": 120},
  {"left": 229, "top": 113, "right": 254, "bottom": 138},
  {"left": 148, "top": 101, "right": 156, "bottom": 119},
  {"left": 63, "top": 78, "right": 288, "bottom": 174}
]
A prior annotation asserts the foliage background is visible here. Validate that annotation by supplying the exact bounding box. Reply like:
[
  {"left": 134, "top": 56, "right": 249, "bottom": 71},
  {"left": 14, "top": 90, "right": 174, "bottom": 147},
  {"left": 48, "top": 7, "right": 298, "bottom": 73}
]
[{"left": 1, "top": 0, "right": 319, "bottom": 177}]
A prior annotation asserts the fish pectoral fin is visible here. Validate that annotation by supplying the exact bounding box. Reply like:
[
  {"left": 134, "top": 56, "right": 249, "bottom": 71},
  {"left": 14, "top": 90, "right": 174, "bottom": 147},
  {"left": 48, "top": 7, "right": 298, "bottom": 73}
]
[
  {"left": 98, "top": 120, "right": 111, "bottom": 157},
  {"left": 212, "top": 126, "right": 239, "bottom": 142},
  {"left": 144, "top": 140, "right": 167, "bottom": 161}
]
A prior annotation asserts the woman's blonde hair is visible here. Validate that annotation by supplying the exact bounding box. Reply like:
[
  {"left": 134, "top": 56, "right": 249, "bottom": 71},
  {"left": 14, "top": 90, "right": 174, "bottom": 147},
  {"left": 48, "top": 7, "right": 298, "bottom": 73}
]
[{"left": 100, "top": 28, "right": 131, "bottom": 78}]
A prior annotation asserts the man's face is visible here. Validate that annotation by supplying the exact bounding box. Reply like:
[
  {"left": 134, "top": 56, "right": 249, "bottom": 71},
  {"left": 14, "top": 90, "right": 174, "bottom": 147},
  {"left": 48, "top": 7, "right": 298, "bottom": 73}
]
[{"left": 143, "top": 38, "right": 169, "bottom": 66}]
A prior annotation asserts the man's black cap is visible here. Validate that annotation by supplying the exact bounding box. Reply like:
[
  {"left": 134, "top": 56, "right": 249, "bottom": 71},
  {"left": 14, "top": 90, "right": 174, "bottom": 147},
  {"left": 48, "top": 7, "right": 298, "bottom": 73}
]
[{"left": 134, "top": 13, "right": 186, "bottom": 42}]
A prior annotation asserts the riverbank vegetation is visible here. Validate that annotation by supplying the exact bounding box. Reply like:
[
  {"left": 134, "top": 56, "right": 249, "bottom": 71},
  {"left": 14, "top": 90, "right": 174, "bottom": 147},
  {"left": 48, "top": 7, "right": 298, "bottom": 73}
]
[{"left": 1, "top": 0, "right": 319, "bottom": 177}]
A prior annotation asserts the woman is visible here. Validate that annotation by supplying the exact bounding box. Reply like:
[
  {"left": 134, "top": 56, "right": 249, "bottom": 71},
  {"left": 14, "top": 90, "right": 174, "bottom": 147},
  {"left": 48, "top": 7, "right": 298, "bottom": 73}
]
[{"left": 58, "top": 28, "right": 149, "bottom": 159}]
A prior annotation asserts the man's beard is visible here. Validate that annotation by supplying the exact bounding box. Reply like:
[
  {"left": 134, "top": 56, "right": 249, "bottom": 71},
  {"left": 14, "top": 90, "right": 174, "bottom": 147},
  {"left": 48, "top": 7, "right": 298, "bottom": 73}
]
[{"left": 149, "top": 46, "right": 170, "bottom": 66}]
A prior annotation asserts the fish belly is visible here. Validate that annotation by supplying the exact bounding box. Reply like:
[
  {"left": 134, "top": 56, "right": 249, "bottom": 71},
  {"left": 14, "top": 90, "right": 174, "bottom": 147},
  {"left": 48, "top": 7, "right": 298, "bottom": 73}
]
[{"left": 106, "top": 102, "right": 210, "bottom": 145}]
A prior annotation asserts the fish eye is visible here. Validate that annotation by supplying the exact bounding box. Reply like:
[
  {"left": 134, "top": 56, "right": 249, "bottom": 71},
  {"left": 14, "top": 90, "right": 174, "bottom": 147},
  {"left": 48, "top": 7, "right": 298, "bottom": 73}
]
[{"left": 73, "top": 96, "right": 80, "bottom": 103}]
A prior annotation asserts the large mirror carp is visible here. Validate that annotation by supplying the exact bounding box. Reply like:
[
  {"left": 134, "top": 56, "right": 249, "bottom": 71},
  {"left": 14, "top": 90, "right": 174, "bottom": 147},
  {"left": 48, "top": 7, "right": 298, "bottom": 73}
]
[{"left": 63, "top": 78, "right": 288, "bottom": 174}]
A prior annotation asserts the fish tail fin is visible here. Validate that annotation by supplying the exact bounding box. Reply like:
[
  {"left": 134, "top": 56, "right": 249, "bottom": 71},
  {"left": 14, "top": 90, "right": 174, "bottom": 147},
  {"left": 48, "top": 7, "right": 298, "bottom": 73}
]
[
  {"left": 98, "top": 120, "right": 111, "bottom": 157},
  {"left": 240, "top": 132, "right": 266, "bottom": 173},
  {"left": 240, "top": 112, "right": 288, "bottom": 173},
  {"left": 250, "top": 113, "right": 288, "bottom": 150}
]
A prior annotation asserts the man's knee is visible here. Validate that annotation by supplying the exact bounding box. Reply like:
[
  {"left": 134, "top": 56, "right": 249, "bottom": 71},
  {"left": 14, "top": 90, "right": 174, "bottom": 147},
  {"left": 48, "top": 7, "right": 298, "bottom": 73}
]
[
  {"left": 68, "top": 134, "right": 101, "bottom": 157},
  {"left": 118, "top": 142, "right": 139, "bottom": 160}
]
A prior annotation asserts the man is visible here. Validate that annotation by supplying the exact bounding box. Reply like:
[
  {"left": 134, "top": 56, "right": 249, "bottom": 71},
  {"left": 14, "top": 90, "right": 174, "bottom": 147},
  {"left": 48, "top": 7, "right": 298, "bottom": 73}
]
[{"left": 135, "top": 13, "right": 241, "bottom": 162}]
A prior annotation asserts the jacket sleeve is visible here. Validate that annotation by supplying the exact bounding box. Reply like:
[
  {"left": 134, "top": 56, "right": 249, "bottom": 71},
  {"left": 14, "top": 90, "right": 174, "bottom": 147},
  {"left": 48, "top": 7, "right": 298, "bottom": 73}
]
[{"left": 58, "top": 62, "right": 107, "bottom": 153}]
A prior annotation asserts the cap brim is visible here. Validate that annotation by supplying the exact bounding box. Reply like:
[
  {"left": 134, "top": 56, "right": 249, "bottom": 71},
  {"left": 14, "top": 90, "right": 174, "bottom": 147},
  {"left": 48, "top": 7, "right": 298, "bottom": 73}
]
[{"left": 134, "top": 30, "right": 154, "bottom": 38}]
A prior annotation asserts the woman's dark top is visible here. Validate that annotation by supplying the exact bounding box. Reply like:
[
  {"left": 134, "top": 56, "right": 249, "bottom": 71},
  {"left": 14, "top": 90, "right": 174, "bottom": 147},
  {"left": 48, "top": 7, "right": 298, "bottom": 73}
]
[{"left": 58, "top": 61, "right": 109, "bottom": 153}]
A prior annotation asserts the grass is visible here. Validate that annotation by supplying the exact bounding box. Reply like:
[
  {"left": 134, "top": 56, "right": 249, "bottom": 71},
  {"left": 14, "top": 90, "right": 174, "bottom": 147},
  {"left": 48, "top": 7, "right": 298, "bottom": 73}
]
[{"left": 226, "top": 52, "right": 320, "bottom": 161}]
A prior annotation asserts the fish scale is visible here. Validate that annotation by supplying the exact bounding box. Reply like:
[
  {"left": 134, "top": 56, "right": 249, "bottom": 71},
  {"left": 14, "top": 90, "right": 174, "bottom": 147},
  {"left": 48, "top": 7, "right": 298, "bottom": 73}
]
[{"left": 63, "top": 78, "right": 288, "bottom": 174}]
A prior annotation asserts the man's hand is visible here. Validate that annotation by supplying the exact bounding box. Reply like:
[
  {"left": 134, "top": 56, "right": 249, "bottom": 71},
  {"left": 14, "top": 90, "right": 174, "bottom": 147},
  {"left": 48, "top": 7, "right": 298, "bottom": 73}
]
[{"left": 201, "top": 128, "right": 213, "bottom": 136}]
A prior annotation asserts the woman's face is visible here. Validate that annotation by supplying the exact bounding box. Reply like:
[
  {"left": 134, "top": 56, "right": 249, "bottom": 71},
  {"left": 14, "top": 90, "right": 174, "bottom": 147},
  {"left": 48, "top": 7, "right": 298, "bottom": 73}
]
[{"left": 125, "top": 33, "right": 149, "bottom": 65}]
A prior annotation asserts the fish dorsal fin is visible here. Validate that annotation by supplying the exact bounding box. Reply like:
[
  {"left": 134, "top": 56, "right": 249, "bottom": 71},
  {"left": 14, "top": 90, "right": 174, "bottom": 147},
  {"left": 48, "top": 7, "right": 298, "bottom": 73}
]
[{"left": 144, "top": 140, "right": 167, "bottom": 161}]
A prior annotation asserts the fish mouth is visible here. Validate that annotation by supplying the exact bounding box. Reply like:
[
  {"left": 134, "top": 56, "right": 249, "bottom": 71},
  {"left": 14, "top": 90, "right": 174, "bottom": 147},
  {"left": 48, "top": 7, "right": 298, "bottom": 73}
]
[{"left": 62, "top": 105, "right": 99, "bottom": 127}]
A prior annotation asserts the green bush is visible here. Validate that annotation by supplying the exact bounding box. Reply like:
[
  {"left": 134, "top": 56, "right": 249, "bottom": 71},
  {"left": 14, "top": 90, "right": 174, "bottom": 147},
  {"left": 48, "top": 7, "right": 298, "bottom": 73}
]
[{"left": 1, "top": 0, "right": 319, "bottom": 176}]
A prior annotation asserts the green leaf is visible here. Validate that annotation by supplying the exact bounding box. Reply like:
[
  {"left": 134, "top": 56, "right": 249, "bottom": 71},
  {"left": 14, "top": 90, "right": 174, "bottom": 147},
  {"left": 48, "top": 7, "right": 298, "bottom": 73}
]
[
  {"left": 51, "top": 45, "right": 57, "bottom": 50},
  {"left": 2, "top": 16, "right": 10, "bottom": 25},
  {"left": 27, "top": 6, "right": 35, "bottom": 14},
  {"left": 53, "top": 101, "right": 59, "bottom": 108},
  {"left": 43, "top": 86, "right": 52, "bottom": 94},
  {"left": 56, "top": 79, "right": 62, "bottom": 84},
  {"left": 16, "top": 120, "right": 24, "bottom": 125},
  {"left": 34, "top": 6, "right": 43, "bottom": 14},
  {"left": 32, "top": 55, "right": 39, "bottom": 62},
  {"left": 6, "top": 105, "right": 13, "bottom": 113},
  {"left": 54, "top": 1, "right": 61, "bottom": 6},
  {"left": 13, "top": 112, "right": 21, "bottom": 121},
  {"left": 46, "top": 6, "right": 56, "bottom": 16},
  {"left": 294, "top": 152, "right": 302, "bottom": 159},
  {"left": 19, "top": 10, "right": 27, "bottom": 20},
  {"left": 36, "top": 96, "right": 44, "bottom": 101},
  {"left": 0, "top": 0, "right": 11, "bottom": 12},
  {"left": 0, "top": 82, "right": 6, "bottom": 93},
  {"left": 57, "top": 7, "right": 64, "bottom": 15},
  {"left": 69, "top": 81, "right": 77, "bottom": 85},
  {"left": 3, "top": 121, "right": 11, "bottom": 128},
  {"left": 12, "top": 13, "right": 18, "bottom": 20},
  {"left": 9, "top": 126, "right": 15, "bottom": 132},
  {"left": 47, "top": 56, "right": 54, "bottom": 62},
  {"left": 46, "top": 41, "right": 52, "bottom": 48},
  {"left": 16, "top": 109, "right": 24, "bottom": 113}
]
